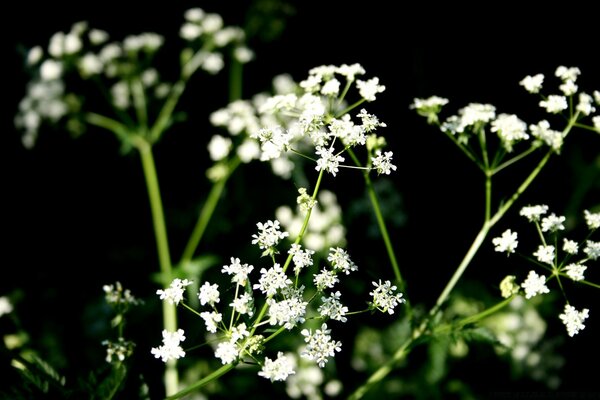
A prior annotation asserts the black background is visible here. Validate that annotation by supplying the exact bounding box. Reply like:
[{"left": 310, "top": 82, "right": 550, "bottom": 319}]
[{"left": 4, "top": 1, "right": 600, "bottom": 398}]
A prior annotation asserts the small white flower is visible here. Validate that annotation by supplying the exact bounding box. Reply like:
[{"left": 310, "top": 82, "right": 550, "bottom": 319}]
[
  {"left": 564, "top": 263, "right": 586, "bottom": 281},
  {"left": 327, "top": 247, "right": 357, "bottom": 275},
  {"left": 533, "top": 245, "right": 555, "bottom": 265},
  {"left": 315, "top": 146, "right": 344, "bottom": 176},
  {"left": 313, "top": 268, "right": 339, "bottom": 291},
  {"left": 559, "top": 80, "right": 578, "bottom": 96},
  {"left": 372, "top": 151, "right": 397, "bottom": 175},
  {"left": 541, "top": 213, "right": 566, "bottom": 232},
  {"left": 584, "top": 240, "right": 600, "bottom": 260},
  {"left": 180, "top": 23, "right": 203, "bottom": 40},
  {"left": 200, "top": 311, "right": 222, "bottom": 333},
  {"left": 594, "top": 90, "right": 600, "bottom": 105},
  {"left": 89, "top": 29, "right": 109, "bottom": 45},
  {"left": 576, "top": 93, "right": 596, "bottom": 116},
  {"left": 356, "top": 77, "right": 385, "bottom": 101},
  {"left": 259, "top": 352, "right": 295, "bottom": 382},
  {"left": 215, "top": 341, "right": 238, "bottom": 364},
  {"left": 559, "top": 304, "right": 589, "bottom": 337},
  {"left": 202, "top": 52, "right": 224, "bottom": 74},
  {"left": 253, "top": 264, "right": 292, "bottom": 296},
  {"left": 520, "top": 205, "right": 549, "bottom": 222},
  {"left": 222, "top": 257, "right": 254, "bottom": 285},
  {"left": 519, "top": 74, "right": 544, "bottom": 93},
  {"left": 79, "top": 53, "right": 103, "bottom": 77},
  {"left": 370, "top": 280, "right": 405, "bottom": 314},
  {"left": 539, "top": 95, "right": 568, "bottom": 114},
  {"left": 252, "top": 220, "right": 289, "bottom": 250},
  {"left": 207, "top": 135, "right": 232, "bottom": 161},
  {"left": 318, "top": 291, "right": 348, "bottom": 322},
  {"left": 185, "top": 8, "right": 205, "bottom": 22},
  {"left": 201, "top": 13, "right": 224, "bottom": 33},
  {"left": 230, "top": 293, "right": 254, "bottom": 316},
  {"left": 288, "top": 244, "right": 315, "bottom": 274},
  {"left": 321, "top": 79, "right": 340, "bottom": 96},
  {"left": 27, "top": 46, "right": 43, "bottom": 66},
  {"left": 594, "top": 116, "right": 600, "bottom": 132},
  {"left": 584, "top": 210, "right": 600, "bottom": 230},
  {"left": 521, "top": 270, "right": 549, "bottom": 299},
  {"left": 156, "top": 278, "right": 193, "bottom": 305},
  {"left": 555, "top": 66, "right": 581, "bottom": 83},
  {"left": 0, "top": 296, "right": 13, "bottom": 317},
  {"left": 40, "top": 59, "right": 63, "bottom": 81},
  {"left": 410, "top": 96, "right": 449, "bottom": 120},
  {"left": 499, "top": 275, "right": 520, "bottom": 299},
  {"left": 562, "top": 238, "right": 579, "bottom": 255},
  {"left": 336, "top": 63, "right": 365, "bottom": 81},
  {"left": 229, "top": 323, "right": 250, "bottom": 343},
  {"left": 529, "top": 120, "right": 563, "bottom": 152},
  {"left": 151, "top": 329, "right": 186, "bottom": 363},
  {"left": 198, "top": 282, "right": 220, "bottom": 306},
  {"left": 357, "top": 109, "right": 386, "bottom": 132},
  {"left": 491, "top": 114, "right": 529, "bottom": 152},
  {"left": 233, "top": 46, "right": 254, "bottom": 63},
  {"left": 458, "top": 103, "right": 496, "bottom": 130},
  {"left": 267, "top": 295, "right": 307, "bottom": 330},
  {"left": 301, "top": 323, "right": 342, "bottom": 368},
  {"left": 493, "top": 229, "right": 519, "bottom": 255}
]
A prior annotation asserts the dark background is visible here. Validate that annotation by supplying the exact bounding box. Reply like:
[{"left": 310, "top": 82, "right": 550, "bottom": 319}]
[{"left": 3, "top": 1, "right": 600, "bottom": 398}]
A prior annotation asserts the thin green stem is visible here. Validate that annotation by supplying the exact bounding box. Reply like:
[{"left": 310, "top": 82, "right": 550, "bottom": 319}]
[
  {"left": 477, "top": 127, "right": 490, "bottom": 170},
  {"left": 180, "top": 157, "right": 241, "bottom": 266},
  {"left": 443, "top": 132, "right": 484, "bottom": 170},
  {"left": 138, "top": 142, "right": 178, "bottom": 396},
  {"left": 491, "top": 145, "right": 538, "bottom": 175},
  {"left": 335, "top": 98, "right": 366, "bottom": 118},
  {"left": 484, "top": 174, "right": 492, "bottom": 223},
  {"left": 84, "top": 112, "right": 131, "bottom": 142},
  {"left": 573, "top": 122, "right": 600, "bottom": 133},
  {"left": 229, "top": 57, "right": 243, "bottom": 101},
  {"left": 149, "top": 81, "right": 186, "bottom": 142},
  {"left": 165, "top": 363, "right": 236, "bottom": 400},
  {"left": 181, "top": 302, "right": 202, "bottom": 318},
  {"left": 454, "top": 295, "right": 515, "bottom": 328},
  {"left": 131, "top": 79, "right": 148, "bottom": 130}
]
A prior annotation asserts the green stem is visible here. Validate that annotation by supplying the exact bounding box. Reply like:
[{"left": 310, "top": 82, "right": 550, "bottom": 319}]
[
  {"left": 348, "top": 338, "right": 415, "bottom": 400},
  {"left": 165, "top": 363, "right": 235, "bottom": 400},
  {"left": 335, "top": 98, "right": 366, "bottom": 118},
  {"left": 443, "top": 131, "right": 483, "bottom": 170},
  {"left": 491, "top": 145, "right": 538, "bottom": 175},
  {"left": 84, "top": 112, "right": 131, "bottom": 142},
  {"left": 180, "top": 157, "right": 241, "bottom": 266},
  {"left": 229, "top": 58, "right": 243, "bottom": 101},
  {"left": 138, "top": 142, "right": 178, "bottom": 396},
  {"left": 455, "top": 295, "right": 515, "bottom": 328},
  {"left": 131, "top": 78, "right": 148, "bottom": 131},
  {"left": 150, "top": 81, "right": 186, "bottom": 142},
  {"left": 485, "top": 173, "right": 492, "bottom": 224}
]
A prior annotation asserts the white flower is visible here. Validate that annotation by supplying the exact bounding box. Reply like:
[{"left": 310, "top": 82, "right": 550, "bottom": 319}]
[
  {"left": 301, "top": 323, "right": 342, "bottom": 368},
  {"left": 594, "top": 116, "right": 600, "bottom": 132},
  {"left": 329, "top": 114, "right": 365, "bottom": 146},
  {"left": 357, "top": 109, "right": 387, "bottom": 132},
  {"left": 519, "top": 74, "right": 544, "bottom": 93},
  {"left": 491, "top": 114, "right": 529, "bottom": 152},
  {"left": 259, "top": 352, "right": 295, "bottom": 382},
  {"left": 327, "top": 247, "right": 357, "bottom": 275},
  {"left": 300, "top": 74, "right": 321, "bottom": 93},
  {"left": 458, "top": 103, "right": 496, "bottom": 130},
  {"left": 156, "top": 278, "right": 193, "bottom": 305},
  {"left": 0, "top": 296, "right": 13, "bottom": 317},
  {"left": 234, "top": 46, "right": 254, "bottom": 63},
  {"left": 89, "top": 29, "right": 109, "bottom": 45},
  {"left": 185, "top": 8, "right": 205, "bottom": 22},
  {"left": 237, "top": 139, "right": 261, "bottom": 163},
  {"left": 103, "top": 281, "right": 141, "bottom": 306},
  {"left": 222, "top": 257, "right": 254, "bottom": 285},
  {"left": 313, "top": 268, "right": 339, "bottom": 291},
  {"left": 253, "top": 264, "right": 292, "bottom": 296},
  {"left": 584, "top": 240, "right": 600, "bottom": 260},
  {"left": 229, "top": 323, "right": 250, "bottom": 343},
  {"left": 202, "top": 52, "right": 224, "bottom": 74},
  {"left": 539, "top": 95, "right": 567, "bottom": 114},
  {"left": 103, "top": 338, "right": 134, "bottom": 363},
  {"left": 27, "top": 46, "right": 43, "bottom": 66},
  {"left": 79, "top": 53, "right": 103, "bottom": 77},
  {"left": 584, "top": 210, "right": 600, "bottom": 230},
  {"left": 201, "top": 13, "right": 223, "bottom": 33},
  {"left": 356, "top": 77, "right": 385, "bottom": 101},
  {"left": 198, "top": 282, "right": 220, "bottom": 306},
  {"left": 111, "top": 81, "right": 130, "bottom": 110},
  {"left": 564, "top": 263, "right": 586, "bottom": 281},
  {"left": 370, "top": 280, "right": 405, "bottom": 314},
  {"left": 252, "top": 126, "right": 291, "bottom": 161},
  {"left": 215, "top": 341, "right": 238, "bottom": 364},
  {"left": 230, "top": 293, "right": 254, "bottom": 316},
  {"left": 151, "top": 329, "right": 186, "bottom": 362},
  {"left": 207, "top": 135, "right": 232, "bottom": 161},
  {"left": 555, "top": 66, "right": 581, "bottom": 82},
  {"left": 533, "top": 245, "right": 555, "bottom": 265},
  {"left": 541, "top": 213, "right": 566, "bottom": 232},
  {"left": 499, "top": 275, "right": 520, "bottom": 299},
  {"left": 520, "top": 205, "right": 549, "bottom": 222},
  {"left": 315, "top": 146, "right": 344, "bottom": 176},
  {"left": 180, "top": 23, "right": 203, "bottom": 40},
  {"left": 372, "top": 151, "right": 397, "bottom": 175},
  {"left": 594, "top": 91, "right": 600, "bottom": 105},
  {"left": 337, "top": 63, "right": 365, "bottom": 81},
  {"left": 321, "top": 79, "right": 340, "bottom": 96},
  {"left": 252, "top": 220, "right": 289, "bottom": 250},
  {"left": 559, "top": 304, "right": 589, "bottom": 337},
  {"left": 576, "top": 93, "right": 595, "bottom": 116},
  {"left": 521, "top": 270, "right": 549, "bottom": 299},
  {"left": 529, "top": 120, "right": 563, "bottom": 151},
  {"left": 267, "top": 295, "right": 307, "bottom": 330},
  {"left": 288, "top": 244, "right": 315, "bottom": 274},
  {"left": 200, "top": 311, "right": 222, "bottom": 333},
  {"left": 40, "top": 60, "right": 63, "bottom": 81},
  {"left": 492, "top": 229, "right": 519, "bottom": 255},
  {"left": 318, "top": 291, "right": 348, "bottom": 322},
  {"left": 559, "top": 80, "right": 578, "bottom": 96},
  {"left": 562, "top": 238, "right": 579, "bottom": 255},
  {"left": 410, "top": 96, "right": 449, "bottom": 122},
  {"left": 63, "top": 32, "right": 82, "bottom": 54}
]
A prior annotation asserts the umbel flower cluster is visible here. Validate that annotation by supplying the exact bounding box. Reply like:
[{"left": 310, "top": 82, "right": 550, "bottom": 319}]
[
  {"left": 151, "top": 219, "right": 405, "bottom": 380},
  {"left": 15, "top": 7, "right": 252, "bottom": 148},
  {"left": 151, "top": 64, "right": 404, "bottom": 382},
  {"left": 494, "top": 207, "right": 599, "bottom": 337}
]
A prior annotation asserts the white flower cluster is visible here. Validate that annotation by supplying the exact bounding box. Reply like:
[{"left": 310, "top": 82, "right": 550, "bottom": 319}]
[
  {"left": 494, "top": 205, "right": 599, "bottom": 336},
  {"left": 151, "top": 217, "right": 405, "bottom": 380},
  {"left": 412, "top": 66, "right": 600, "bottom": 154},
  {"left": 16, "top": 8, "right": 251, "bottom": 149},
  {"left": 103, "top": 281, "right": 142, "bottom": 307},
  {"left": 102, "top": 337, "right": 135, "bottom": 364}
]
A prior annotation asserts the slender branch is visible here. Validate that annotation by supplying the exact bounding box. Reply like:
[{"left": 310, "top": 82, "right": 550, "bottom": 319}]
[
  {"left": 138, "top": 142, "right": 178, "bottom": 396},
  {"left": 149, "top": 81, "right": 186, "bottom": 142},
  {"left": 131, "top": 79, "right": 149, "bottom": 131},
  {"left": 491, "top": 145, "right": 538, "bottom": 175},
  {"left": 84, "top": 112, "right": 131, "bottom": 142},
  {"left": 165, "top": 363, "right": 236, "bottom": 400},
  {"left": 335, "top": 98, "right": 366, "bottom": 118}
]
